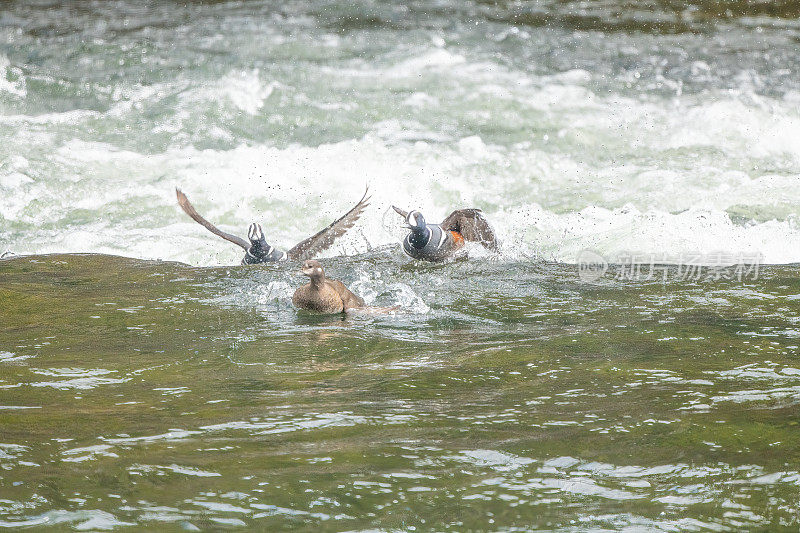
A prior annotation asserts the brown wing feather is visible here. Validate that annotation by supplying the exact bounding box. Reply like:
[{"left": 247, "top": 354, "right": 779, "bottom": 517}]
[
  {"left": 440, "top": 209, "right": 499, "bottom": 251},
  {"left": 176, "top": 189, "right": 250, "bottom": 250},
  {"left": 286, "top": 187, "right": 371, "bottom": 261}
]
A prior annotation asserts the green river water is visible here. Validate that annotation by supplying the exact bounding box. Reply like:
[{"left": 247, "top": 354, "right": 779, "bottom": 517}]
[
  {"left": 2, "top": 253, "right": 800, "bottom": 530},
  {"left": 2, "top": 0, "right": 800, "bottom": 530}
]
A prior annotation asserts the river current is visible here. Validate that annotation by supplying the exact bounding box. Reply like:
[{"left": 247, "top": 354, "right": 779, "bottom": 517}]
[{"left": 2, "top": 1, "right": 800, "bottom": 530}]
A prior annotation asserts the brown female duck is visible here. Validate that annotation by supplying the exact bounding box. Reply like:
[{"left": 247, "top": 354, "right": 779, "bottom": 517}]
[{"left": 292, "top": 260, "right": 364, "bottom": 314}]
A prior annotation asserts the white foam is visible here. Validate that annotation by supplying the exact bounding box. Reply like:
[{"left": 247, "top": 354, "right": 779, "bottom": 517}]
[
  {"left": 2, "top": 54, "right": 800, "bottom": 266},
  {"left": 193, "top": 70, "right": 277, "bottom": 116},
  {"left": 0, "top": 55, "right": 26, "bottom": 98},
  {"left": 387, "top": 49, "right": 466, "bottom": 77},
  {"left": 4, "top": 133, "right": 800, "bottom": 265}
]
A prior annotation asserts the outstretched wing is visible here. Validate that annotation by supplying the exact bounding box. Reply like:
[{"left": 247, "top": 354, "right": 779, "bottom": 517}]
[
  {"left": 176, "top": 188, "right": 249, "bottom": 250},
  {"left": 441, "top": 208, "right": 499, "bottom": 251},
  {"left": 286, "top": 187, "right": 371, "bottom": 261},
  {"left": 391, "top": 205, "right": 409, "bottom": 219}
]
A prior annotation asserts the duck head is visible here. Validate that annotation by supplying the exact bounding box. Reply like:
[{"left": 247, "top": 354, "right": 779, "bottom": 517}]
[
  {"left": 404, "top": 210, "right": 431, "bottom": 249},
  {"left": 244, "top": 223, "right": 273, "bottom": 263},
  {"left": 403, "top": 210, "right": 426, "bottom": 230},
  {"left": 301, "top": 259, "right": 325, "bottom": 284}
]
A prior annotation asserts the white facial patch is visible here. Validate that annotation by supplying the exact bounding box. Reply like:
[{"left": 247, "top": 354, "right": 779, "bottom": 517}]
[
  {"left": 248, "top": 223, "right": 264, "bottom": 241},
  {"left": 407, "top": 211, "right": 423, "bottom": 227}
]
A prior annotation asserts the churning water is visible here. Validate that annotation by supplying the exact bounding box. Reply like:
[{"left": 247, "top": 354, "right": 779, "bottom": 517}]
[{"left": 1, "top": 0, "right": 800, "bottom": 530}]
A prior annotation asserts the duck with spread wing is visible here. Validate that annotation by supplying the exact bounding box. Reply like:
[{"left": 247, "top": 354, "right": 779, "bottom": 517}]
[
  {"left": 176, "top": 188, "right": 369, "bottom": 264},
  {"left": 391, "top": 205, "right": 498, "bottom": 262}
]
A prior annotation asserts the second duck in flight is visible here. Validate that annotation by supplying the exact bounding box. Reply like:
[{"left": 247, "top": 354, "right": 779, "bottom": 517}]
[
  {"left": 177, "top": 188, "right": 370, "bottom": 264},
  {"left": 392, "top": 206, "right": 498, "bottom": 261}
]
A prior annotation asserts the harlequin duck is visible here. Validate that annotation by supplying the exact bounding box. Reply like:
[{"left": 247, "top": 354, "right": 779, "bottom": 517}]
[
  {"left": 176, "top": 188, "right": 370, "bottom": 264},
  {"left": 391, "top": 206, "right": 498, "bottom": 261},
  {"left": 292, "top": 260, "right": 365, "bottom": 314}
]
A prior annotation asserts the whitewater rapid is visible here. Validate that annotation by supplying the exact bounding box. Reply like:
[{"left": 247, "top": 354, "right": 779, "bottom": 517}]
[{"left": 1, "top": 1, "right": 799, "bottom": 266}]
